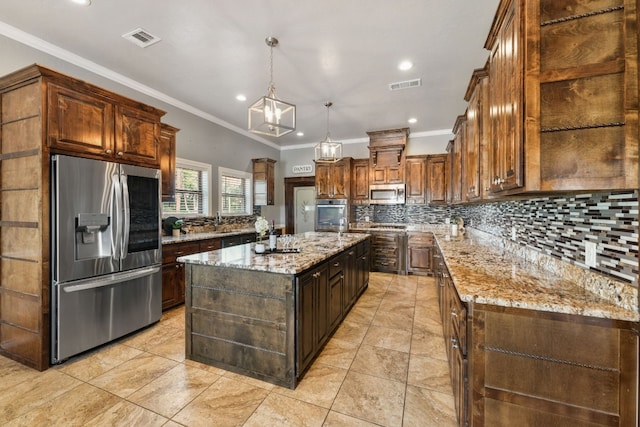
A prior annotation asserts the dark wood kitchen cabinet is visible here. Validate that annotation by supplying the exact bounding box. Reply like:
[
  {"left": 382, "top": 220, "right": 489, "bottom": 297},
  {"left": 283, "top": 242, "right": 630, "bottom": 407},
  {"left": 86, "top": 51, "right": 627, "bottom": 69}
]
[
  {"left": 160, "top": 123, "right": 179, "bottom": 202},
  {"left": 297, "top": 262, "right": 330, "bottom": 375},
  {"left": 46, "top": 71, "right": 164, "bottom": 168},
  {"left": 436, "top": 250, "right": 468, "bottom": 426},
  {"left": 472, "top": 304, "right": 638, "bottom": 427},
  {"left": 367, "top": 128, "right": 408, "bottom": 185},
  {"left": 405, "top": 155, "right": 427, "bottom": 205},
  {"left": 463, "top": 65, "right": 489, "bottom": 202},
  {"left": 162, "top": 241, "right": 200, "bottom": 310},
  {"left": 426, "top": 154, "right": 449, "bottom": 205},
  {"left": 448, "top": 115, "right": 466, "bottom": 204},
  {"left": 0, "top": 64, "right": 167, "bottom": 370},
  {"left": 162, "top": 238, "right": 222, "bottom": 310},
  {"left": 406, "top": 232, "right": 434, "bottom": 276},
  {"left": 315, "top": 157, "right": 351, "bottom": 199},
  {"left": 370, "top": 232, "right": 405, "bottom": 274},
  {"left": 486, "top": 0, "right": 638, "bottom": 195},
  {"left": 252, "top": 158, "right": 276, "bottom": 205},
  {"left": 350, "top": 158, "right": 370, "bottom": 205}
]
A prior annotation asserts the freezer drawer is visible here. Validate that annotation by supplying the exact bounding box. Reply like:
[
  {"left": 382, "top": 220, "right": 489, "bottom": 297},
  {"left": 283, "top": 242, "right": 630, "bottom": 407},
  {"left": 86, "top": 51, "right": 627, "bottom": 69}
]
[{"left": 52, "top": 266, "right": 161, "bottom": 363}]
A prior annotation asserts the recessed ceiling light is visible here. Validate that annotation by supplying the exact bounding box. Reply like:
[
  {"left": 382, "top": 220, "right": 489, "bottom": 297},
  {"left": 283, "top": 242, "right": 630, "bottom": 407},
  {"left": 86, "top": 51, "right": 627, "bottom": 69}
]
[
  {"left": 236, "top": 94, "right": 247, "bottom": 102},
  {"left": 70, "top": 0, "right": 91, "bottom": 5},
  {"left": 408, "top": 117, "right": 417, "bottom": 124},
  {"left": 398, "top": 60, "right": 413, "bottom": 71},
  {"left": 296, "top": 132, "right": 304, "bottom": 137}
]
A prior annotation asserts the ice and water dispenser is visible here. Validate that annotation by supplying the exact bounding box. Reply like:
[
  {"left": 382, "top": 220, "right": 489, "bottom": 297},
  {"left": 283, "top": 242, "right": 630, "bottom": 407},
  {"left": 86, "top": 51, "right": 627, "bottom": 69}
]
[{"left": 75, "top": 213, "right": 111, "bottom": 260}]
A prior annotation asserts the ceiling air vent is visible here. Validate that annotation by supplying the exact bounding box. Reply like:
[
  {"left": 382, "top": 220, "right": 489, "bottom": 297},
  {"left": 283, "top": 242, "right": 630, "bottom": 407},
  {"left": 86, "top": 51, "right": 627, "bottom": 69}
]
[
  {"left": 122, "top": 28, "right": 161, "bottom": 48},
  {"left": 389, "top": 78, "right": 422, "bottom": 91}
]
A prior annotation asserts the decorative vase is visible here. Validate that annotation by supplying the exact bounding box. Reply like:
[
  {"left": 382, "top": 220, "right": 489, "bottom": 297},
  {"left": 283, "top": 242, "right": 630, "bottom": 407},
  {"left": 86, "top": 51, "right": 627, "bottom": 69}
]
[
  {"left": 254, "top": 243, "right": 266, "bottom": 253},
  {"left": 172, "top": 229, "right": 181, "bottom": 237}
]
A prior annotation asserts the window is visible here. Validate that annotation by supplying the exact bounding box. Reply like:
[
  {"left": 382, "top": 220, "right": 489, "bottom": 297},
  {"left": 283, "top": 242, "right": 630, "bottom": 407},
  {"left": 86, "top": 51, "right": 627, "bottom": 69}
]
[
  {"left": 162, "top": 158, "right": 211, "bottom": 216},
  {"left": 219, "top": 167, "right": 252, "bottom": 215}
]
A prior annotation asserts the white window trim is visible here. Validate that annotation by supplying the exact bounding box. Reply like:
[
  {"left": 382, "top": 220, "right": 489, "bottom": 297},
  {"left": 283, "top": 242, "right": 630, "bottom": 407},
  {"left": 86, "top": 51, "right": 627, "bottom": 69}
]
[
  {"left": 165, "top": 157, "right": 212, "bottom": 218},
  {"left": 218, "top": 166, "right": 253, "bottom": 216}
]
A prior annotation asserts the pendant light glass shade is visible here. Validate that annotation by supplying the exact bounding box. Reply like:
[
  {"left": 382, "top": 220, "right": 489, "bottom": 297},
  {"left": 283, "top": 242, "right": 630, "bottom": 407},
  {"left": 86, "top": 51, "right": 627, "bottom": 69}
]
[
  {"left": 314, "top": 102, "right": 343, "bottom": 163},
  {"left": 248, "top": 37, "right": 296, "bottom": 137}
]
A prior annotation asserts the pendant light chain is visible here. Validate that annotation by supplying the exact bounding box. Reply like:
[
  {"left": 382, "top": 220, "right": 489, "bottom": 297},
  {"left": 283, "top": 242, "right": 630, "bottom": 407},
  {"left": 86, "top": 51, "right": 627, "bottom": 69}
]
[{"left": 267, "top": 39, "right": 276, "bottom": 97}]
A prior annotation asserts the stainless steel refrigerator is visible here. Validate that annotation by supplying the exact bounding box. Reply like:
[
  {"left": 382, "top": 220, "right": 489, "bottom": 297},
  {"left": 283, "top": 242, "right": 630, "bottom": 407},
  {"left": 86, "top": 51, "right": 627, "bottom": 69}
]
[{"left": 51, "top": 154, "right": 162, "bottom": 363}]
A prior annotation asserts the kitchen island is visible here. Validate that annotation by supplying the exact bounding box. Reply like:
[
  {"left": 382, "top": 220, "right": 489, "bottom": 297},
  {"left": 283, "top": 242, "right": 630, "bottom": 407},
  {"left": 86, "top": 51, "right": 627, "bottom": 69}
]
[{"left": 177, "top": 232, "right": 370, "bottom": 389}]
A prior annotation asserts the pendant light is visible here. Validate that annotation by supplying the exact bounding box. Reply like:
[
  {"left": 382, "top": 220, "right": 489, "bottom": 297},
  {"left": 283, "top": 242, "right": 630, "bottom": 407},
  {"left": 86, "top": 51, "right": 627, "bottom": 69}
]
[
  {"left": 314, "top": 101, "right": 343, "bottom": 163},
  {"left": 248, "top": 37, "right": 296, "bottom": 137}
]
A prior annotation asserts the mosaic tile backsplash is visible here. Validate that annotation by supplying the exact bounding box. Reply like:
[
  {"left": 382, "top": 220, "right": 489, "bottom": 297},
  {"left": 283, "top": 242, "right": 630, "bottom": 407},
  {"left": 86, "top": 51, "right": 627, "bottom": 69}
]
[{"left": 354, "top": 190, "right": 638, "bottom": 287}]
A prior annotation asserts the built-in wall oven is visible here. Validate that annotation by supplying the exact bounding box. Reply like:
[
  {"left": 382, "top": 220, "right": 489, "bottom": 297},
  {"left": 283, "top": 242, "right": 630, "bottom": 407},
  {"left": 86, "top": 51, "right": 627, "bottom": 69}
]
[
  {"left": 315, "top": 199, "right": 348, "bottom": 232},
  {"left": 51, "top": 154, "right": 162, "bottom": 363}
]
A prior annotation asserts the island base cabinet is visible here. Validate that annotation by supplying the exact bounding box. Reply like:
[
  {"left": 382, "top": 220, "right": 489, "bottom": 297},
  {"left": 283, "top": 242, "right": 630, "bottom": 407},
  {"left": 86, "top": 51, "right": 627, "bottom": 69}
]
[
  {"left": 471, "top": 304, "right": 638, "bottom": 427},
  {"left": 185, "top": 265, "right": 297, "bottom": 389}
]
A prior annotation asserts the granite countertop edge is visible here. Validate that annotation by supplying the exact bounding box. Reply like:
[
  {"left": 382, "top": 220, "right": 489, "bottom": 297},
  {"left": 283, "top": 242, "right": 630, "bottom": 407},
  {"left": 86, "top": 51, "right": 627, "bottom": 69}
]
[
  {"left": 433, "top": 228, "right": 639, "bottom": 323},
  {"left": 177, "top": 232, "right": 369, "bottom": 276}
]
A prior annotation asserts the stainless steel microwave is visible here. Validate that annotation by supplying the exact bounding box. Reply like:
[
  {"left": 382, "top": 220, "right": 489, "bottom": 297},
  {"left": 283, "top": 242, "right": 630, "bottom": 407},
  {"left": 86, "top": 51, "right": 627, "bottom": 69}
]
[{"left": 369, "top": 184, "right": 405, "bottom": 205}]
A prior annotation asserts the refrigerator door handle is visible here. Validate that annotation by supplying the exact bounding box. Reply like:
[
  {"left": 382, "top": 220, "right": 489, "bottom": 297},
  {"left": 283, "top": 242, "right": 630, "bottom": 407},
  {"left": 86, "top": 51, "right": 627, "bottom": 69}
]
[
  {"left": 111, "top": 173, "right": 122, "bottom": 260},
  {"left": 61, "top": 266, "right": 161, "bottom": 293},
  {"left": 121, "top": 172, "right": 130, "bottom": 260}
]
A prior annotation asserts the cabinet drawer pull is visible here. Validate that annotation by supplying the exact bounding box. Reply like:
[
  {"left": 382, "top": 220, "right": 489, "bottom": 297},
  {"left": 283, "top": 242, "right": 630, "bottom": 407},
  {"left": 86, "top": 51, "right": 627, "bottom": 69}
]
[
  {"left": 333, "top": 262, "right": 340, "bottom": 267},
  {"left": 105, "top": 149, "right": 112, "bottom": 154},
  {"left": 117, "top": 151, "right": 124, "bottom": 156}
]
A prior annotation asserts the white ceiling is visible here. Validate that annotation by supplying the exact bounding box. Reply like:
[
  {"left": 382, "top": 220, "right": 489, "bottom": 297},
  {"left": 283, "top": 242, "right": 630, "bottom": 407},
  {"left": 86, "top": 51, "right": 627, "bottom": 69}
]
[{"left": 0, "top": 0, "right": 500, "bottom": 149}]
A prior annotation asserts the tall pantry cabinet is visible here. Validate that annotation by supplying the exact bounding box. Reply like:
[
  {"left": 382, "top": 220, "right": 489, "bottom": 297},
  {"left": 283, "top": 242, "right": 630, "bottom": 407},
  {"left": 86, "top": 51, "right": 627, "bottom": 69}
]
[{"left": 0, "top": 64, "right": 172, "bottom": 370}]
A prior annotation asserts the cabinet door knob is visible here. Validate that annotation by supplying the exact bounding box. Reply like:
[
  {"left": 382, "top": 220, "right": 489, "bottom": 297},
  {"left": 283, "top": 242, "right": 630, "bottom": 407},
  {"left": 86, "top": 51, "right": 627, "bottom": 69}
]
[
  {"left": 117, "top": 151, "right": 123, "bottom": 156},
  {"left": 105, "top": 149, "right": 112, "bottom": 154}
]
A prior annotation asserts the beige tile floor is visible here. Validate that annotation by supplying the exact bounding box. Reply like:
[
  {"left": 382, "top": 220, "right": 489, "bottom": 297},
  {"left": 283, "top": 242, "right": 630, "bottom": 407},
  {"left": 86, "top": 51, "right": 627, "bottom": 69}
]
[{"left": 0, "top": 273, "right": 456, "bottom": 426}]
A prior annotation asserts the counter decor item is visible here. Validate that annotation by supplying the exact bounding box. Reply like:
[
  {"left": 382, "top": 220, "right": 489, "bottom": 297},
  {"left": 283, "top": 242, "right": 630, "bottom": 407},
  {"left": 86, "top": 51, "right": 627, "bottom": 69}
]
[
  {"left": 172, "top": 219, "right": 184, "bottom": 237},
  {"left": 254, "top": 216, "right": 269, "bottom": 253}
]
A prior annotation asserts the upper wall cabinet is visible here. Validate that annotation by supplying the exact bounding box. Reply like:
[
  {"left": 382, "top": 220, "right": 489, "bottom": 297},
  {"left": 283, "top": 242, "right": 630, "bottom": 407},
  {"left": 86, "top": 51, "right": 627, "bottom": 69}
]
[
  {"left": 315, "top": 158, "right": 351, "bottom": 199},
  {"left": 350, "top": 158, "right": 370, "bottom": 205},
  {"left": 463, "top": 65, "right": 490, "bottom": 202},
  {"left": 252, "top": 158, "right": 276, "bottom": 205},
  {"left": 448, "top": 115, "right": 466, "bottom": 204},
  {"left": 485, "top": 0, "right": 638, "bottom": 195},
  {"left": 160, "top": 123, "right": 179, "bottom": 202},
  {"left": 405, "top": 155, "right": 427, "bottom": 205},
  {"left": 426, "top": 154, "right": 449, "bottom": 205},
  {"left": 367, "top": 128, "right": 408, "bottom": 185},
  {"left": 45, "top": 67, "right": 165, "bottom": 167}
]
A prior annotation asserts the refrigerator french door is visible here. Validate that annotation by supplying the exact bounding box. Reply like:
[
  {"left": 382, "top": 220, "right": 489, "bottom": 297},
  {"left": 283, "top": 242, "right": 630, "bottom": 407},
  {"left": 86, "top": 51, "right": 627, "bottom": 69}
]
[{"left": 51, "top": 154, "right": 162, "bottom": 363}]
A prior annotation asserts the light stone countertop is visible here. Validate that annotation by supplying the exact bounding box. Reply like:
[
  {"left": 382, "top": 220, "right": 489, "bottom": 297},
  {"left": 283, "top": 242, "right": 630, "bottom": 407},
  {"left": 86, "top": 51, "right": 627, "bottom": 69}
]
[
  {"left": 177, "top": 232, "right": 369, "bottom": 275},
  {"left": 162, "top": 227, "right": 256, "bottom": 245},
  {"left": 434, "top": 228, "right": 639, "bottom": 322},
  {"left": 162, "top": 224, "right": 286, "bottom": 245}
]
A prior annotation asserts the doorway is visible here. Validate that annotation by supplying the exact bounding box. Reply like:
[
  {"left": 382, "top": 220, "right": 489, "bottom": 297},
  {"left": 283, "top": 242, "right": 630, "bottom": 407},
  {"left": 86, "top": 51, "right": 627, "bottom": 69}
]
[{"left": 284, "top": 176, "right": 315, "bottom": 234}]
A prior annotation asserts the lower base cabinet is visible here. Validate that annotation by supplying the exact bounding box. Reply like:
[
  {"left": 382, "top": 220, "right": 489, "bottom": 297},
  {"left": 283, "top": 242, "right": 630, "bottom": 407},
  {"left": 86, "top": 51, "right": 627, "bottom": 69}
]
[
  {"left": 162, "top": 238, "right": 221, "bottom": 310},
  {"left": 296, "top": 240, "right": 370, "bottom": 376},
  {"left": 370, "top": 232, "right": 405, "bottom": 274},
  {"left": 472, "top": 305, "right": 638, "bottom": 427},
  {"left": 407, "top": 232, "right": 434, "bottom": 275},
  {"left": 435, "top": 245, "right": 639, "bottom": 427}
]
